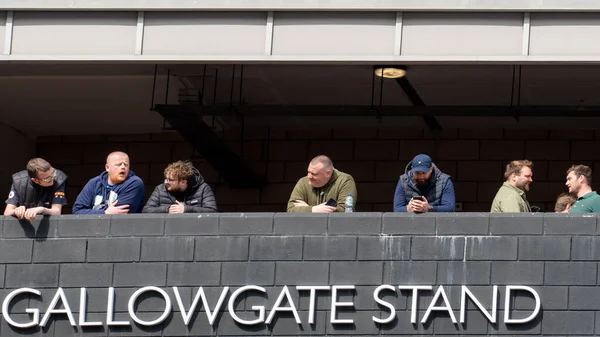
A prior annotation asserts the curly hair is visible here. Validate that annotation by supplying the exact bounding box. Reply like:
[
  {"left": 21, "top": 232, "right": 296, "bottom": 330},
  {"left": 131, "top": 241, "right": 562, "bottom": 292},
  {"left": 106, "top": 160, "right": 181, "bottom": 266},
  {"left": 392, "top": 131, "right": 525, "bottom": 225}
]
[
  {"left": 164, "top": 161, "right": 194, "bottom": 181},
  {"left": 504, "top": 160, "right": 533, "bottom": 180}
]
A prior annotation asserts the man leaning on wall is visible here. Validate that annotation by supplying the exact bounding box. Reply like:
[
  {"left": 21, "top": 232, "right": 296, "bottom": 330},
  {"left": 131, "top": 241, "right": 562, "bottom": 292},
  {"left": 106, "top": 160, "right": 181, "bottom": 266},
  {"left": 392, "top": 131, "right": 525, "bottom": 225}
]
[
  {"left": 72, "top": 151, "right": 145, "bottom": 214},
  {"left": 490, "top": 160, "right": 533, "bottom": 213},
  {"left": 393, "top": 154, "right": 455, "bottom": 213},
  {"left": 143, "top": 160, "right": 217, "bottom": 213},
  {"left": 287, "top": 155, "right": 357, "bottom": 213},
  {"left": 4, "top": 158, "right": 68, "bottom": 220},
  {"left": 566, "top": 164, "right": 600, "bottom": 213}
]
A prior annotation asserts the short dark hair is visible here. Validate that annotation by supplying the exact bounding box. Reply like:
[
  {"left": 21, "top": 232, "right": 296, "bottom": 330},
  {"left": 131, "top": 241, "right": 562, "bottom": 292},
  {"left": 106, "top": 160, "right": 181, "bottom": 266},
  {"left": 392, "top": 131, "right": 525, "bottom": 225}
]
[
  {"left": 554, "top": 193, "right": 576, "bottom": 212},
  {"left": 26, "top": 158, "right": 52, "bottom": 178},
  {"left": 504, "top": 160, "right": 533, "bottom": 180},
  {"left": 567, "top": 165, "right": 592, "bottom": 185},
  {"left": 164, "top": 161, "right": 194, "bottom": 181},
  {"left": 310, "top": 155, "right": 333, "bottom": 169}
]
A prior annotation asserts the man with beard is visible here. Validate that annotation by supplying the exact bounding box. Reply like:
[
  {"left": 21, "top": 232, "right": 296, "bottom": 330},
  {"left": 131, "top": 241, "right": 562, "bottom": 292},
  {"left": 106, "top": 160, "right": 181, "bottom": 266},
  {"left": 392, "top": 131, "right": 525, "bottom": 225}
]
[
  {"left": 393, "top": 154, "right": 455, "bottom": 213},
  {"left": 287, "top": 155, "right": 357, "bottom": 213},
  {"left": 491, "top": 160, "right": 533, "bottom": 213},
  {"left": 142, "top": 160, "right": 217, "bottom": 213},
  {"left": 566, "top": 164, "right": 600, "bottom": 213},
  {"left": 73, "top": 151, "right": 144, "bottom": 214}
]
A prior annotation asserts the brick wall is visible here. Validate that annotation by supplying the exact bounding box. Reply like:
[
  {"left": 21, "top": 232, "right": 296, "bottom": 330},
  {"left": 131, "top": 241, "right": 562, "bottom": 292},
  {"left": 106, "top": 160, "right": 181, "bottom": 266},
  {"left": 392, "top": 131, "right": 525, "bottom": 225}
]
[
  {"left": 0, "top": 213, "right": 597, "bottom": 336},
  {"left": 37, "top": 127, "right": 600, "bottom": 213}
]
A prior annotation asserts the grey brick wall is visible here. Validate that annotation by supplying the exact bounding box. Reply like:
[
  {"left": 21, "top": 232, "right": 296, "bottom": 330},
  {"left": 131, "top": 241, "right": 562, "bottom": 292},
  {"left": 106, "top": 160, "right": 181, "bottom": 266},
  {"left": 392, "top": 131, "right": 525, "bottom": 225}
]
[{"left": 0, "top": 212, "right": 597, "bottom": 336}]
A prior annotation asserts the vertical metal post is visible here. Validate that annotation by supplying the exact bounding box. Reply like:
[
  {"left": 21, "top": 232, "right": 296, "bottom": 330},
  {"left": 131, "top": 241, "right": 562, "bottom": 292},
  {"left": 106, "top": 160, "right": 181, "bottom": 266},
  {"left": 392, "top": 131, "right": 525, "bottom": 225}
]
[
  {"left": 163, "top": 69, "right": 170, "bottom": 129},
  {"left": 150, "top": 64, "right": 158, "bottom": 109},
  {"left": 239, "top": 65, "right": 244, "bottom": 104},
  {"left": 229, "top": 64, "right": 236, "bottom": 110}
]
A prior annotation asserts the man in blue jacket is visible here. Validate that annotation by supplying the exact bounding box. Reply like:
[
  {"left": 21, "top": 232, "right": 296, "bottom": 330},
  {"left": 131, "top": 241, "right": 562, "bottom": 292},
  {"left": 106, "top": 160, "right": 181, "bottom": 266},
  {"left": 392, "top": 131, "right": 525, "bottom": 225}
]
[
  {"left": 393, "top": 154, "right": 455, "bottom": 213},
  {"left": 73, "top": 151, "right": 144, "bottom": 214}
]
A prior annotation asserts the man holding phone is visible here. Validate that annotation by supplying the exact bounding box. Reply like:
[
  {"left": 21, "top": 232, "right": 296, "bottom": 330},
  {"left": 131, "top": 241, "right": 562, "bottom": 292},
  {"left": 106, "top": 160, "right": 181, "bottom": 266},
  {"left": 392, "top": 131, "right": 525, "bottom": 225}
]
[
  {"left": 287, "top": 155, "right": 357, "bottom": 213},
  {"left": 393, "top": 154, "right": 455, "bottom": 213}
]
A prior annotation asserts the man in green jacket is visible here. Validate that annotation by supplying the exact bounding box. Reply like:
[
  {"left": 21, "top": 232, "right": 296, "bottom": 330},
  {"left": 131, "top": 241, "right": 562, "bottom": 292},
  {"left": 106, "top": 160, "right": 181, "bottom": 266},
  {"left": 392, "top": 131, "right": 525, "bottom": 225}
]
[
  {"left": 566, "top": 165, "right": 600, "bottom": 213},
  {"left": 491, "top": 160, "right": 533, "bottom": 213},
  {"left": 287, "top": 155, "right": 357, "bottom": 213}
]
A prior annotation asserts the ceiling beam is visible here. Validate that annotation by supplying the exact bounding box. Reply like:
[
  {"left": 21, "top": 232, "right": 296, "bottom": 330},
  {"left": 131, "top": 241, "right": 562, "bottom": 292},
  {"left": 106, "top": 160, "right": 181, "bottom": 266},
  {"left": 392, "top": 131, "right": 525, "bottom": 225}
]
[{"left": 155, "top": 104, "right": 600, "bottom": 118}]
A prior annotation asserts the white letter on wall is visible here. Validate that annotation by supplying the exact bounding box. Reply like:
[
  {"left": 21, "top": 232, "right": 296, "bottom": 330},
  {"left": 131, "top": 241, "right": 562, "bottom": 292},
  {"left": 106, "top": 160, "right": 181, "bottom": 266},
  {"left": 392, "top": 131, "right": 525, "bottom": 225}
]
[
  {"left": 40, "top": 287, "right": 76, "bottom": 327},
  {"left": 173, "top": 286, "right": 229, "bottom": 326},
  {"left": 373, "top": 285, "right": 396, "bottom": 324},
  {"left": 79, "top": 288, "right": 102, "bottom": 326},
  {"left": 228, "top": 285, "right": 266, "bottom": 325},
  {"left": 504, "top": 285, "right": 541, "bottom": 324},
  {"left": 421, "top": 285, "right": 457, "bottom": 324},
  {"left": 296, "top": 286, "right": 330, "bottom": 324},
  {"left": 106, "top": 287, "right": 130, "bottom": 326},
  {"left": 266, "top": 286, "right": 301, "bottom": 324},
  {"left": 460, "top": 285, "right": 497, "bottom": 324},
  {"left": 2, "top": 288, "right": 41, "bottom": 328},
  {"left": 128, "top": 286, "right": 172, "bottom": 326},
  {"left": 330, "top": 285, "right": 355, "bottom": 324},
  {"left": 398, "top": 286, "right": 432, "bottom": 324}
]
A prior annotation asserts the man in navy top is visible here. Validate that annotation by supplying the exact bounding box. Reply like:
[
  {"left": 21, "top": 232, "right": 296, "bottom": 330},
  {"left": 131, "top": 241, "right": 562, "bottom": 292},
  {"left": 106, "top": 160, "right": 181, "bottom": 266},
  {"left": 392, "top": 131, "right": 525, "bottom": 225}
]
[
  {"left": 73, "top": 151, "right": 144, "bottom": 214},
  {"left": 393, "top": 154, "right": 455, "bottom": 213}
]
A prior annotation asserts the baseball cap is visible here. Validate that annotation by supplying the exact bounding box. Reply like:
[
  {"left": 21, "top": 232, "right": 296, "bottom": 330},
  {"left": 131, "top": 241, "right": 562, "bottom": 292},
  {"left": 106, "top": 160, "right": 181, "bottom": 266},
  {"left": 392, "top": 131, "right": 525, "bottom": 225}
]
[{"left": 411, "top": 154, "right": 433, "bottom": 173}]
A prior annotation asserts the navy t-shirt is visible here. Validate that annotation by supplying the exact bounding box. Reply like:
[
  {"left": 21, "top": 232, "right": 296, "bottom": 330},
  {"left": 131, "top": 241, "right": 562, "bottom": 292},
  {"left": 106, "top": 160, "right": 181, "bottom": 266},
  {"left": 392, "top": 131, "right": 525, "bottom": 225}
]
[{"left": 5, "top": 180, "right": 67, "bottom": 208}]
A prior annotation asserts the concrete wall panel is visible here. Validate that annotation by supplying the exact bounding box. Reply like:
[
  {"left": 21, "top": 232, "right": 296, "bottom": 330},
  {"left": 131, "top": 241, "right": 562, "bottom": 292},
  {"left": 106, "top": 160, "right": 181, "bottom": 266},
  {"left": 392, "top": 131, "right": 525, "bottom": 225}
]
[
  {"left": 11, "top": 11, "right": 137, "bottom": 55},
  {"left": 272, "top": 12, "right": 395, "bottom": 56},
  {"left": 402, "top": 12, "right": 523, "bottom": 56},
  {"left": 530, "top": 13, "right": 600, "bottom": 56},
  {"left": 143, "top": 12, "right": 267, "bottom": 55}
]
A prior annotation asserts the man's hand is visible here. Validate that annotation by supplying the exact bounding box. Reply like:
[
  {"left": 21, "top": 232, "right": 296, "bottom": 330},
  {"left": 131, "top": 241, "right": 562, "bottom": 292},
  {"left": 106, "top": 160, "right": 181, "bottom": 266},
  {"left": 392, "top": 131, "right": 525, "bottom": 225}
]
[
  {"left": 408, "top": 197, "right": 431, "bottom": 213},
  {"left": 23, "top": 207, "right": 44, "bottom": 221},
  {"left": 293, "top": 200, "right": 309, "bottom": 207},
  {"left": 312, "top": 203, "right": 336, "bottom": 213},
  {"left": 105, "top": 200, "right": 129, "bottom": 214},
  {"left": 168, "top": 201, "right": 185, "bottom": 214},
  {"left": 13, "top": 206, "right": 26, "bottom": 219}
]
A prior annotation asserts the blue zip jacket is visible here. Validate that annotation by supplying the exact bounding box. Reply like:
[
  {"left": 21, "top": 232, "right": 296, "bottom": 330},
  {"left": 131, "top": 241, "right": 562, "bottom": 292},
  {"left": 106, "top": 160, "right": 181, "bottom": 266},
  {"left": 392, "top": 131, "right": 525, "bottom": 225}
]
[{"left": 72, "top": 170, "right": 145, "bottom": 214}]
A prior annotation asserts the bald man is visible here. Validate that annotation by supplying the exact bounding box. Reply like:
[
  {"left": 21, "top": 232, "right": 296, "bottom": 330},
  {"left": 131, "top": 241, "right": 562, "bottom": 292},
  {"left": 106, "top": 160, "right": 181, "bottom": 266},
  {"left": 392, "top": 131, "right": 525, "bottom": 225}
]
[{"left": 73, "top": 151, "right": 145, "bottom": 214}]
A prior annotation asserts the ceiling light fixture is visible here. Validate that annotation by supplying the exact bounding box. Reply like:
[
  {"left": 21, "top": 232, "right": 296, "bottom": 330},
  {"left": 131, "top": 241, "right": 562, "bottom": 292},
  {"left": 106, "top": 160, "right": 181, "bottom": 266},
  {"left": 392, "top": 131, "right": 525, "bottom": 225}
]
[{"left": 374, "top": 65, "right": 407, "bottom": 79}]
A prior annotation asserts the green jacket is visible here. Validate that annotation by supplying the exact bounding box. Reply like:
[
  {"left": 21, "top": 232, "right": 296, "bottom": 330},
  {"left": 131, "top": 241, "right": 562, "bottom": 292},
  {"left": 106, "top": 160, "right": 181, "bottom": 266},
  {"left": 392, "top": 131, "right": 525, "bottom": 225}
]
[
  {"left": 490, "top": 182, "right": 531, "bottom": 213},
  {"left": 287, "top": 169, "right": 357, "bottom": 212}
]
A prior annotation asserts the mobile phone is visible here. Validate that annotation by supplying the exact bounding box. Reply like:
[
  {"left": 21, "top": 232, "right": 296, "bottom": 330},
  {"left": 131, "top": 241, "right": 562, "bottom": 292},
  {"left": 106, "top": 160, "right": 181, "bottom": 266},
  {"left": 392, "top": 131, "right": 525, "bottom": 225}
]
[
  {"left": 325, "top": 198, "right": 337, "bottom": 207},
  {"left": 412, "top": 196, "right": 424, "bottom": 201}
]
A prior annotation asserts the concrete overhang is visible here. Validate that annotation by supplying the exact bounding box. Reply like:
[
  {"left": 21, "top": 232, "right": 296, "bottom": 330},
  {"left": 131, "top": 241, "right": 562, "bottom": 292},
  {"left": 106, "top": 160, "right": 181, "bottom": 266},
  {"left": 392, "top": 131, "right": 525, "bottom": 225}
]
[
  {"left": 2, "top": 10, "right": 600, "bottom": 63},
  {"left": 2, "top": 0, "right": 600, "bottom": 12}
]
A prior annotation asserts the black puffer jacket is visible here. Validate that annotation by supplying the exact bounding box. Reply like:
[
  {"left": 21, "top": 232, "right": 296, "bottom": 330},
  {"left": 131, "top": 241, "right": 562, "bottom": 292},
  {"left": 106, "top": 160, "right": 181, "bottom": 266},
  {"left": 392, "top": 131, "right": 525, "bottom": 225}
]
[{"left": 142, "top": 168, "right": 217, "bottom": 213}]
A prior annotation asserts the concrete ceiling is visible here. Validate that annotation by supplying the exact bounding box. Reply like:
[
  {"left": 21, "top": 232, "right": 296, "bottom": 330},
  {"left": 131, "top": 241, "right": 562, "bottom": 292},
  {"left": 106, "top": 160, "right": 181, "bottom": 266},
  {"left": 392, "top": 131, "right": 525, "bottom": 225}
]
[{"left": 2, "top": 63, "right": 600, "bottom": 136}]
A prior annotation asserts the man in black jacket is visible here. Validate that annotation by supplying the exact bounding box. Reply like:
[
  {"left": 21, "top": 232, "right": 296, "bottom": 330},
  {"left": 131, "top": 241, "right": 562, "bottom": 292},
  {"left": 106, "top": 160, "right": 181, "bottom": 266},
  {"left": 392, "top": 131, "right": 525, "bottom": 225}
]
[
  {"left": 142, "top": 161, "right": 217, "bottom": 213},
  {"left": 4, "top": 158, "right": 68, "bottom": 220}
]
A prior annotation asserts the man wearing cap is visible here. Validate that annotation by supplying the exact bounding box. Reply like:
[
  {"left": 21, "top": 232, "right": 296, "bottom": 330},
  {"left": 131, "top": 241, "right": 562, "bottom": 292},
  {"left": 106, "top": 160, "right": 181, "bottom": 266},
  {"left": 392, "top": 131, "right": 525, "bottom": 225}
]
[{"left": 393, "top": 154, "right": 455, "bottom": 213}]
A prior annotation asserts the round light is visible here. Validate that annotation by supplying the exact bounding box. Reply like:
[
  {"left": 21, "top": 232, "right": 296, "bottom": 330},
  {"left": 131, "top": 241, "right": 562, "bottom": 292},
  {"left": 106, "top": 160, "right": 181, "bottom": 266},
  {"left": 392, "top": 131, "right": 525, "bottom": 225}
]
[{"left": 374, "top": 67, "right": 406, "bottom": 79}]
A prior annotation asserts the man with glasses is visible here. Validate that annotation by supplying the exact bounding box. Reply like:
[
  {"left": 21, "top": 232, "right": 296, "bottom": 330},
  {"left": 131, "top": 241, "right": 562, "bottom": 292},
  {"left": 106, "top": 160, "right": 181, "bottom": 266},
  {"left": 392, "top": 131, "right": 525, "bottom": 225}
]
[
  {"left": 4, "top": 158, "right": 68, "bottom": 220},
  {"left": 142, "top": 160, "right": 217, "bottom": 213}
]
